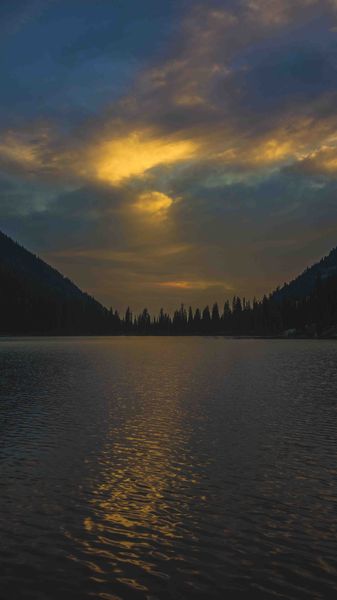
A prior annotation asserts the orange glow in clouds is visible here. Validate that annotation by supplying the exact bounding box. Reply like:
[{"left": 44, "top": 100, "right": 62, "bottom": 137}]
[
  {"left": 134, "top": 191, "right": 173, "bottom": 218},
  {"left": 160, "top": 280, "right": 234, "bottom": 291},
  {"left": 91, "top": 130, "right": 197, "bottom": 184}
]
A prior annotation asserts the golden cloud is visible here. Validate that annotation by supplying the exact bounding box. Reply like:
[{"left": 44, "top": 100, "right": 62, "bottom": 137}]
[
  {"left": 2, "top": 0, "right": 337, "bottom": 194},
  {"left": 86, "top": 130, "right": 198, "bottom": 184},
  {"left": 216, "top": 137, "right": 296, "bottom": 167},
  {"left": 212, "top": 114, "right": 337, "bottom": 171},
  {"left": 4, "top": 110, "right": 337, "bottom": 188},
  {"left": 133, "top": 191, "right": 173, "bottom": 219},
  {"left": 292, "top": 145, "right": 337, "bottom": 175}
]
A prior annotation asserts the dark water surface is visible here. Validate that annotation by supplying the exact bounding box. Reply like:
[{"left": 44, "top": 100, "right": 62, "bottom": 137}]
[{"left": 1, "top": 337, "right": 337, "bottom": 599}]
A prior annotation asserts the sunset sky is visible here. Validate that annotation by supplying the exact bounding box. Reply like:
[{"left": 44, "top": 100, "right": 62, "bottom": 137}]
[{"left": 2, "top": 0, "right": 337, "bottom": 311}]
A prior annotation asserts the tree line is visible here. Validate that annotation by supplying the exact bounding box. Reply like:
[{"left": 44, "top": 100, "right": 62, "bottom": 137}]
[
  {"left": 2, "top": 248, "right": 337, "bottom": 336},
  {"left": 107, "top": 273, "right": 337, "bottom": 337}
]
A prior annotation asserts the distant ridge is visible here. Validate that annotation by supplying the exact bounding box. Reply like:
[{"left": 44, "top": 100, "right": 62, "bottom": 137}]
[
  {"left": 273, "top": 247, "right": 337, "bottom": 300},
  {"left": 0, "top": 230, "right": 110, "bottom": 334}
]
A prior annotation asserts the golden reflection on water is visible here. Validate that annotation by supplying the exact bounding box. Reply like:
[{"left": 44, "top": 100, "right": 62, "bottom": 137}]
[{"left": 75, "top": 352, "right": 200, "bottom": 594}]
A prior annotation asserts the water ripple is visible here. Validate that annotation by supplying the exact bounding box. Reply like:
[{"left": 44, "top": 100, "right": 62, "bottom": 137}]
[{"left": 1, "top": 337, "right": 337, "bottom": 598}]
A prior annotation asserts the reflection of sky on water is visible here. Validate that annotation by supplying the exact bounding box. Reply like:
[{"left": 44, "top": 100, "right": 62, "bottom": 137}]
[
  {"left": 69, "top": 340, "right": 209, "bottom": 595},
  {"left": 2, "top": 337, "right": 337, "bottom": 599}
]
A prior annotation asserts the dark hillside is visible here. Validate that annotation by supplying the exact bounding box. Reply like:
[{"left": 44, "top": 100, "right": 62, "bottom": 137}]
[
  {"left": 273, "top": 247, "right": 337, "bottom": 301},
  {"left": 0, "top": 231, "right": 111, "bottom": 334}
]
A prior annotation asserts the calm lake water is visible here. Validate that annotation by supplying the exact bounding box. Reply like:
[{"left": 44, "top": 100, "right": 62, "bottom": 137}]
[{"left": 1, "top": 337, "right": 337, "bottom": 599}]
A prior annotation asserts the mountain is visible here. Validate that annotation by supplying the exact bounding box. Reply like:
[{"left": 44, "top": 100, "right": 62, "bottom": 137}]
[
  {"left": 273, "top": 247, "right": 337, "bottom": 301},
  {"left": 1, "top": 229, "right": 337, "bottom": 337},
  {"left": 0, "top": 230, "right": 111, "bottom": 334}
]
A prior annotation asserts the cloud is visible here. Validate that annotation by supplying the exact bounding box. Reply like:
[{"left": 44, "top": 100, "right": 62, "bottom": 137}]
[
  {"left": 3, "top": 167, "right": 337, "bottom": 311},
  {"left": 243, "top": 0, "right": 337, "bottom": 29},
  {"left": 132, "top": 191, "right": 174, "bottom": 219},
  {"left": 288, "top": 145, "right": 337, "bottom": 176},
  {"left": 0, "top": 130, "right": 48, "bottom": 173},
  {"left": 2, "top": 0, "right": 337, "bottom": 310},
  {"left": 159, "top": 279, "right": 234, "bottom": 291},
  {"left": 3, "top": 0, "right": 337, "bottom": 186},
  {"left": 86, "top": 130, "right": 198, "bottom": 184}
]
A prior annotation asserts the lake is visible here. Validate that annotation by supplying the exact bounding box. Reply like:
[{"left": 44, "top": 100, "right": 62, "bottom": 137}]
[{"left": 1, "top": 337, "right": 337, "bottom": 599}]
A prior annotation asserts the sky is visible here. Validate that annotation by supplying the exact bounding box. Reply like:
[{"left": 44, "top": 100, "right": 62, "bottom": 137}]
[{"left": 2, "top": 0, "right": 337, "bottom": 312}]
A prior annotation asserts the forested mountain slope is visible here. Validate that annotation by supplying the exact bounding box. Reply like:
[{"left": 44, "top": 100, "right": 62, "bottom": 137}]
[
  {"left": 273, "top": 247, "right": 337, "bottom": 300},
  {"left": 0, "top": 230, "right": 110, "bottom": 334}
]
